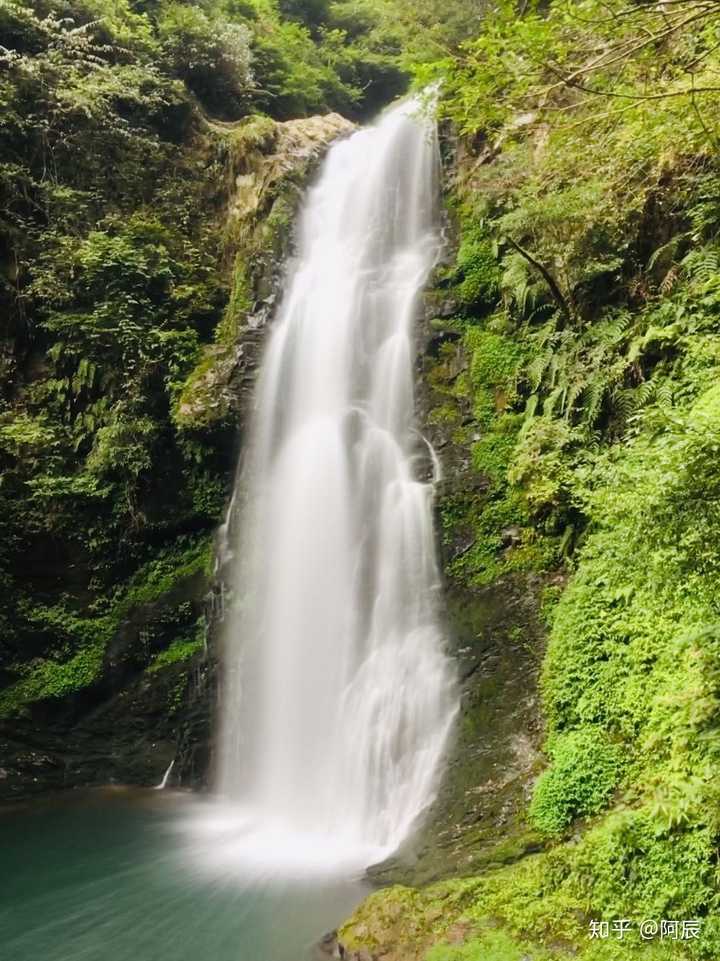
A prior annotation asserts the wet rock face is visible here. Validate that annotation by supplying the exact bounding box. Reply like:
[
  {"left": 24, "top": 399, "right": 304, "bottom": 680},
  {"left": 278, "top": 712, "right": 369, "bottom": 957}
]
[
  {"left": 227, "top": 113, "right": 355, "bottom": 225},
  {"left": 0, "top": 654, "right": 211, "bottom": 800},
  {"left": 359, "top": 134, "right": 546, "bottom": 887},
  {"left": 315, "top": 931, "right": 374, "bottom": 961},
  {"left": 366, "top": 580, "right": 544, "bottom": 887},
  {"left": 176, "top": 112, "right": 355, "bottom": 440},
  {"left": 0, "top": 552, "right": 215, "bottom": 802}
]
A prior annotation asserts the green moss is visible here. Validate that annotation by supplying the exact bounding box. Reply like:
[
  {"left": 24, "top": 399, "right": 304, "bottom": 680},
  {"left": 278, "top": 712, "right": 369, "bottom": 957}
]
[
  {"left": 465, "top": 328, "right": 522, "bottom": 427},
  {"left": 470, "top": 415, "right": 520, "bottom": 484},
  {"left": 529, "top": 729, "right": 625, "bottom": 835},
  {"left": 261, "top": 192, "right": 296, "bottom": 256},
  {"left": 444, "top": 212, "right": 503, "bottom": 314},
  {"left": 117, "top": 535, "right": 213, "bottom": 616},
  {"left": 147, "top": 623, "right": 205, "bottom": 673},
  {"left": 214, "top": 256, "right": 252, "bottom": 347},
  {"left": 345, "top": 813, "right": 720, "bottom": 957},
  {"left": 0, "top": 639, "right": 107, "bottom": 717},
  {"left": 228, "top": 114, "right": 278, "bottom": 159},
  {"left": 429, "top": 403, "right": 462, "bottom": 427},
  {"left": 174, "top": 348, "right": 226, "bottom": 429},
  {"left": 0, "top": 535, "right": 212, "bottom": 716},
  {"left": 427, "top": 929, "right": 551, "bottom": 961},
  {"left": 340, "top": 881, "right": 484, "bottom": 958}
]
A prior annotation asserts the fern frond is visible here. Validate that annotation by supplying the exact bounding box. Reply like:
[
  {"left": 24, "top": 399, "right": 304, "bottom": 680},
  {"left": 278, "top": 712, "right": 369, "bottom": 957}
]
[
  {"left": 647, "top": 235, "right": 684, "bottom": 272},
  {"left": 656, "top": 382, "right": 674, "bottom": 410},
  {"left": 545, "top": 383, "right": 566, "bottom": 418},
  {"left": 682, "top": 246, "right": 720, "bottom": 286},
  {"left": 582, "top": 379, "right": 606, "bottom": 427}
]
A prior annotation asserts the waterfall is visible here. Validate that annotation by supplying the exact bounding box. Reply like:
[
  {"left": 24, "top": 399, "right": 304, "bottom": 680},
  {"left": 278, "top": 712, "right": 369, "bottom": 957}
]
[
  {"left": 154, "top": 759, "right": 175, "bottom": 790},
  {"left": 215, "top": 97, "right": 457, "bottom": 873}
]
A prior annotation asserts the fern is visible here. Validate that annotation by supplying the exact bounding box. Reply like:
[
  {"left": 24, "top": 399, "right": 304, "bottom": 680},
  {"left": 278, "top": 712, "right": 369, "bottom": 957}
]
[
  {"left": 500, "top": 253, "right": 548, "bottom": 319},
  {"left": 524, "top": 392, "right": 540, "bottom": 419},
  {"left": 610, "top": 386, "right": 636, "bottom": 424},
  {"left": 544, "top": 383, "right": 567, "bottom": 418},
  {"left": 592, "top": 311, "right": 632, "bottom": 348},
  {"left": 527, "top": 350, "right": 554, "bottom": 393},
  {"left": 564, "top": 377, "right": 585, "bottom": 420},
  {"left": 682, "top": 245, "right": 720, "bottom": 286},
  {"left": 656, "top": 382, "right": 674, "bottom": 411},
  {"left": 633, "top": 380, "right": 656, "bottom": 408},
  {"left": 582, "top": 378, "right": 607, "bottom": 428},
  {"left": 647, "top": 234, "right": 685, "bottom": 273}
]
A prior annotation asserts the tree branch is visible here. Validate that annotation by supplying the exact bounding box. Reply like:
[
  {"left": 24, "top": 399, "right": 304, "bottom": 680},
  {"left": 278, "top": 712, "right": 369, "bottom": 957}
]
[
  {"left": 546, "top": 7, "right": 715, "bottom": 90},
  {"left": 544, "top": 60, "right": 720, "bottom": 101},
  {"left": 504, "top": 236, "right": 571, "bottom": 320}
]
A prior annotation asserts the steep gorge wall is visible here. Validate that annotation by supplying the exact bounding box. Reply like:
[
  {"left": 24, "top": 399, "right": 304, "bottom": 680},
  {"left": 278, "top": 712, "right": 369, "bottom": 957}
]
[
  {"left": 0, "top": 112, "right": 352, "bottom": 800},
  {"left": 339, "top": 40, "right": 720, "bottom": 961},
  {"left": 362, "top": 131, "right": 548, "bottom": 891},
  {"left": 0, "top": 0, "right": 405, "bottom": 805}
]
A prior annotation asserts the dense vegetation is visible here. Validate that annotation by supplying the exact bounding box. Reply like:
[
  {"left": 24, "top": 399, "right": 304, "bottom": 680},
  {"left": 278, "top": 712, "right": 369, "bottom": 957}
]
[
  {"left": 4, "top": 0, "right": 720, "bottom": 957},
  {"left": 0, "top": 0, "right": 422, "bottom": 714},
  {"left": 341, "top": 0, "right": 720, "bottom": 958},
  {"left": 0, "top": 0, "right": 492, "bottom": 716}
]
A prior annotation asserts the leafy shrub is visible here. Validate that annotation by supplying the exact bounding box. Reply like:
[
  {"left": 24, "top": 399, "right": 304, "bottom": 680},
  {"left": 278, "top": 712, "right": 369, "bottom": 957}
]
[
  {"left": 529, "top": 729, "right": 625, "bottom": 835},
  {"left": 159, "top": 3, "right": 253, "bottom": 118},
  {"left": 278, "top": 0, "right": 330, "bottom": 29}
]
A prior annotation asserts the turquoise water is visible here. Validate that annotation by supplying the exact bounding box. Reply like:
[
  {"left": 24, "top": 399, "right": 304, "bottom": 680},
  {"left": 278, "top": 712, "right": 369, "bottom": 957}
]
[{"left": 0, "top": 789, "right": 370, "bottom": 961}]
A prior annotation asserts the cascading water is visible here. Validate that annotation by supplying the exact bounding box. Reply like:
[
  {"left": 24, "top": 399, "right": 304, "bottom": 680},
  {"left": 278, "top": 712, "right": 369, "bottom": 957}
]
[{"left": 214, "top": 97, "right": 457, "bottom": 874}]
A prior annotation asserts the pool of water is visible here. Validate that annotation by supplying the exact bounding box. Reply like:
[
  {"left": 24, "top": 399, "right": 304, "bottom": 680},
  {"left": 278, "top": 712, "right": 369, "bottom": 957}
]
[{"left": 0, "top": 789, "right": 370, "bottom": 961}]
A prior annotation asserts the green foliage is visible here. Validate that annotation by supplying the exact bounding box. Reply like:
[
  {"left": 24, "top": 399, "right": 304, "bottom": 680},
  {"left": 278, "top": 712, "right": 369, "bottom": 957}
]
[
  {"left": 0, "top": 636, "right": 107, "bottom": 716},
  {"left": 0, "top": 0, "right": 426, "bottom": 713},
  {"left": 278, "top": 0, "right": 330, "bottom": 29},
  {"left": 118, "top": 534, "right": 213, "bottom": 612},
  {"left": 426, "top": 929, "right": 546, "bottom": 961},
  {"left": 465, "top": 327, "right": 521, "bottom": 425},
  {"left": 375, "top": 0, "right": 491, "bottom": 66},
  {"left": 147, "top": 620, "right": 205, "bottom": 672},
  {"left": 6, "top": 0, "right": 720, "bottom": 956},
  {"left": 529, "top": 729, "right": 625, "bottom": 835},
  {"left": 429, "top": 306, "right": 560, "bottom": 587},
  {"left": 406, "top": 2, "right": 720, "bottom": 956},
  {"left": 346, "top": 810, "right": 720, "bottom": 958},
  {"left": 0, "top": 534, "right": 211, "bottom": 715},
  {"left": 158, "top": 2, "right": 253, "bottom": 117},
  {"left": 453, "top": 226, "right": 501, "bottom": 311}
]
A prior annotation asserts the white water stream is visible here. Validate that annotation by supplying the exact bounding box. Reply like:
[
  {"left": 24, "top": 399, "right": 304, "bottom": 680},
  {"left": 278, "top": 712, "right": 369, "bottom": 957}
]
[{"left": 212, "top": 98, "right": 457, "bottom": 875}]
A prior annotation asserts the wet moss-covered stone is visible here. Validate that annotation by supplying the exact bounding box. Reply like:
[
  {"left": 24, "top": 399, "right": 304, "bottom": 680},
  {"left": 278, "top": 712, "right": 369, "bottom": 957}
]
[{"left": 175, "top": 112, "right": 354, "bottom": 438}]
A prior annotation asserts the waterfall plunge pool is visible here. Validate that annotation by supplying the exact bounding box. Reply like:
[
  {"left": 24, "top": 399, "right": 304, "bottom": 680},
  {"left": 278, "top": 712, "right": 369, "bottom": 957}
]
[{"left": 1, "top": 788, "right": 370, "bottom": 961}]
